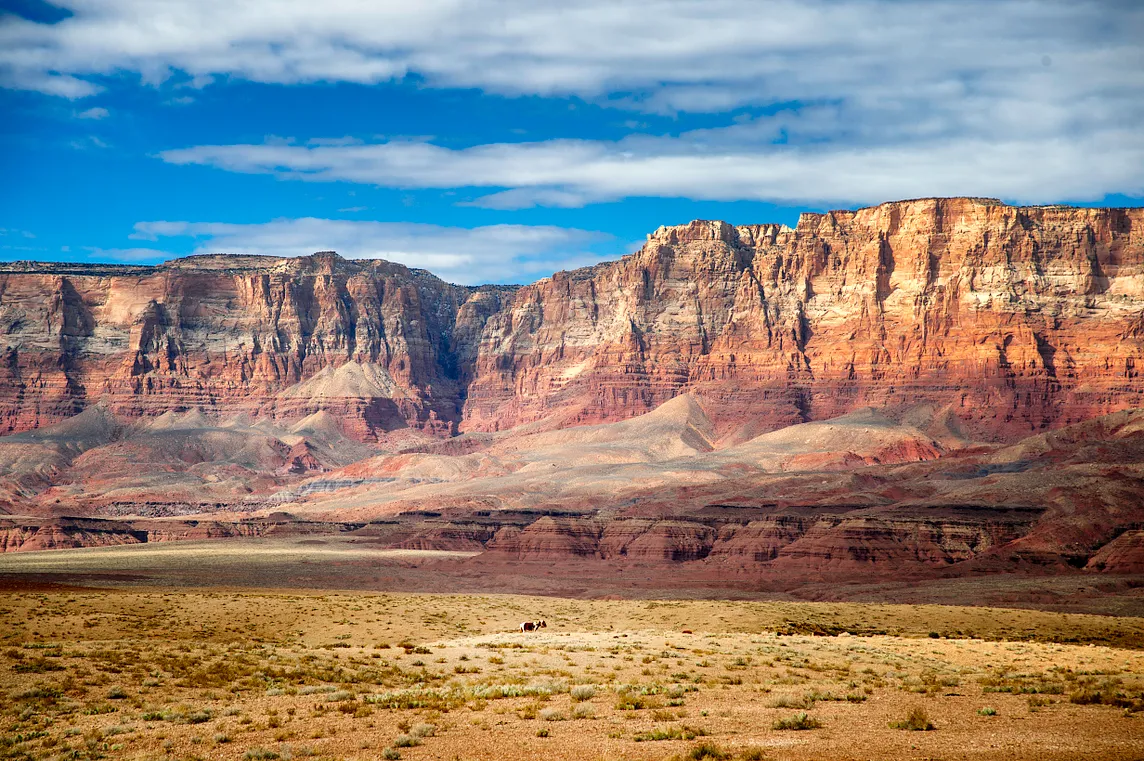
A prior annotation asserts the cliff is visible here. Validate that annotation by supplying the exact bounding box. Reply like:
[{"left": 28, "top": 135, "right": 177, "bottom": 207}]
[
  {"left": 464, "top": 198, "right": 1144, "bottom": 441},
  {"left": 2, "top": 198, "right": 1142, "bottom": 444},
  {"left": 0, "top": 253, "right": 514, "bottom": 439}
]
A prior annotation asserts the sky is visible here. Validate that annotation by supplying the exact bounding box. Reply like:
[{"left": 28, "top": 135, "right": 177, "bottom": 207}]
[{"left": 1, "top": 0, "right": 1142, "bottom": 285}]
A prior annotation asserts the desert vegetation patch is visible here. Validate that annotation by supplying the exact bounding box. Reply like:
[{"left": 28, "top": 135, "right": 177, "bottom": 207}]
[{"left": 0, "top": 590, "right": 1142, "bottom": 760}]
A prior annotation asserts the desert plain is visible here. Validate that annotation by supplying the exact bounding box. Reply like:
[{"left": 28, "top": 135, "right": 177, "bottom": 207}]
[{"left": 1, "top": 540, "right": 1143, "bottom": 761}]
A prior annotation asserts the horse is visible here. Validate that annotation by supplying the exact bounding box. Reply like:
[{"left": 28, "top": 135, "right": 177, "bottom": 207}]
[{"left": 519, "top": 619, "right": 547, "bottom": 633}]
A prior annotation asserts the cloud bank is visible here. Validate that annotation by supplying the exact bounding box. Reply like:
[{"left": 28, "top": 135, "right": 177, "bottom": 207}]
[
  {"left": 5, "top": 1, "right": 1140, "bottom": 112},
  {"left": 160, "top": 127, "right": 1144, "bottom": 209},
  {"left": 5, "top": 1, "right": 1142, "bottom": 210},
  {"left": 129, "top": 218, "right": 615, "bottom": 284}
]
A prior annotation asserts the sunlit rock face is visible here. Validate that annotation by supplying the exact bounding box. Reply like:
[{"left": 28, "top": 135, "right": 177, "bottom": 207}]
[
  {"left": 463, "top": 198, "right": 1144, "bottom": 442},
  {"left": 2, "top": 198, "right": 1142, "bottom": 443},
  {"left": 0, "top": 253, "right": 514, "bottom": 439}
]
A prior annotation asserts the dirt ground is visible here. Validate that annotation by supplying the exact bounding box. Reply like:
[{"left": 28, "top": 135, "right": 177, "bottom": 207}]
[
  {"left": 2, "top": 538, "right": 1143, "bottom": 619},
  {"left": 2, "top": 585, "right": 1143, "bottom": 761}
]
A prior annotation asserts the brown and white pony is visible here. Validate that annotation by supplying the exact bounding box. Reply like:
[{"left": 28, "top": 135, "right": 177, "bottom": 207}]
[{"left": 519, "top": 619, "right": 547, "bottom": 633}]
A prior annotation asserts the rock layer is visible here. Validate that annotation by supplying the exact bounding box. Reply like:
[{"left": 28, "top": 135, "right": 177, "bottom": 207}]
[
  {"left": 2, "top": 199, "right": 1143, "bottom": 442},
  {"left": 463, "top": 198, "right": 1144, "bottom": 441}
]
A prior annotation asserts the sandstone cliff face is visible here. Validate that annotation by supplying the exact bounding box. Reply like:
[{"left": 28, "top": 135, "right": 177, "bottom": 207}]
[
  {"left": 0, "top": 254, "right": 512, "bottom": 439},
  {"left": 2, "top": 198, "right": 1142, "bottom": 442},
  {"left": 464, "top": 199, "right": 1144, "bottom": 441}
]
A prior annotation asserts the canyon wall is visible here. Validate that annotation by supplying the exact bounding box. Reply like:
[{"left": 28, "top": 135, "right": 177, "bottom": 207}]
[
  {"left": 2, "top": 198, "right": 1142, "bottom": 442},
  {"left": 464, "top": 198, "right": 1144, "bottom": 440},
  {"left": 0, "top": 253, "right": 513, "bottom": 438}
]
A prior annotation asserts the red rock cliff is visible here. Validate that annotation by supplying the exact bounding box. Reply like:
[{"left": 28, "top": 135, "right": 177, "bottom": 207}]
[
  {"left": 2, "top": 198, "right": 1142, "bottom": 441},
  {"left": 463, "top": 198, "right": 1144, "bottom": 440},
  {"left": 0, "top": 253, "right": 513, "bottom": 438}
]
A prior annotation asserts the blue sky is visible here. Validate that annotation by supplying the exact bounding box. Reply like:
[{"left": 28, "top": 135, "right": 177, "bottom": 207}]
[{"left": 1, "top": 0, "right": 1142, "bottom": 285}]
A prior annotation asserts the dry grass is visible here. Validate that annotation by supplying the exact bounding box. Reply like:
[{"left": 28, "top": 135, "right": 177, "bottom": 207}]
[{"left": 0, "top": 588, "right": 1142, "bottom": 760}]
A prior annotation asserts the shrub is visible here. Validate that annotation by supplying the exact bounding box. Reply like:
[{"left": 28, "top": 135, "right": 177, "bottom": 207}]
[
  {"left": 410, "top": 723, "right": 436, "bottom": 738},
  {"left": 571, "top": 704, "right": 595, "bottom": 720},
  {"left": 12, "top": 658, "right": 64, "bottom": 674},
  {"left": 891, "top": 706, "right": 935, "bottom": 731},
  {"left": 536, "top": 728, "right": 550, "bottom": 738},
  {"left": 539, "top": 708, "right": 566, "bottom": 722},
  {"left": 392, "top": 735, "right": 420, "bottom": 748},
  {"left": 635, "top": 725, "right": 707, "bottom": 742},
  {"left": 768, "top": 694, "right": 810, "bottom": 710},
  {"left": 977, "top": 707, "right": 997, "bottom": 716},
  {"left": 243, "top": 748, "right": 280, "bottom": 760},
  {"left": 772, "top": 712, "right": 821, "bottom": 731},
  {"left": 1068, "top": 682, "right": 1141, "bottom": 710},
  {"left": 685, "top": 742, "right": 730, "bottom": 760},
  {"left": 737, "top": 748, "right": 768, "bottom": 761},
  {"left": 570, "top": 685, "right": 597, "bottom": 702},
  {"left": 381, "top": 749, "right": 400, "bottom": 760},
  {"left": 298, "top": 686, "right": 336, "bottom": 695}
]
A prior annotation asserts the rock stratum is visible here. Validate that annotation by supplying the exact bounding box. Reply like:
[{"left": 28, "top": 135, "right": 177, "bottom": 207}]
[
  {"left": 2, "top": 197, "right": 1142, "bottom": 442},
  {"left": 1, "top": 197, "right": 1143, "bottom": 586}
]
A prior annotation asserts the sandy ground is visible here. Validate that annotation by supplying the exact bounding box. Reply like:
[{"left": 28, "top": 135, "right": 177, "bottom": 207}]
[{"left": 1, "top": 587, "right": 1143, "bottom": 761}]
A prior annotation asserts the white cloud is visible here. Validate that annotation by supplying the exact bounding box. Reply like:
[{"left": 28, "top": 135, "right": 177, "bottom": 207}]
[
  {"left": 128, "top": 218, "right": 616, "bottom": 284},
  {"left": 0, "top": 227, "right": 37, "bottom": 238},
  {"left": 3, "top": 1, "right": 1140, "bottom": 116},
  {"left": 159, "top": 126, "right": 1144, "bottom": 208},
  {"left": 75, "top": 106, "right": 108, "bottom": 118},
  {"left": 6, "top": 1, "right": 1142, "bottom": 205},
  {"left": 69, "top": 135, "right": 108, "bottom": 149}
]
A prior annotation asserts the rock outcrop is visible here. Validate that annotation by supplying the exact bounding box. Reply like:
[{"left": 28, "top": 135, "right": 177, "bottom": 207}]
[
  {"left": 472, "top": 507, "right": 1044, "bottom": 569},
  {"left": 0, "top": 514, "right": 366, "bottom": 552},
  {"left": 0, "top": 254, "right": 514, "bottom": 439},
  {"left": 463, "top": 199, "right": 1144, "bottom": 441},
  {"left": 1, "top": 198, "right": 1141, "bottom": 444}
]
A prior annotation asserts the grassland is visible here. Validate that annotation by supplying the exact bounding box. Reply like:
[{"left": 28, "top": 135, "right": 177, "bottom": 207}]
[{"left": 2, "top": 586, "right": 1143, "bottom": 761}]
